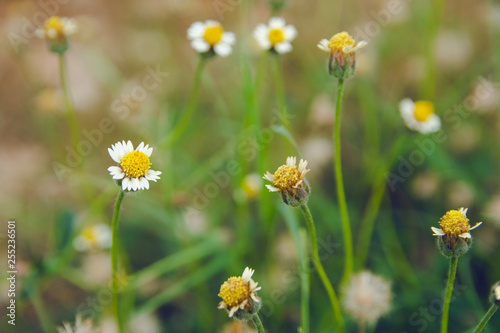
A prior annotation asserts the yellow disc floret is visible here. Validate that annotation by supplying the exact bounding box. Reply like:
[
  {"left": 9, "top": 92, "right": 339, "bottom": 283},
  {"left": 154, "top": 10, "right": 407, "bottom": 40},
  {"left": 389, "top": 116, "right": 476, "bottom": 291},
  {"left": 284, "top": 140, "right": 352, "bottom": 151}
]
[
  {"left": 273, "top": 165, "right": 300, "bottom": 191},
  {"left": 414, "top": 101, "right": 434, "bottom": 122},
  {"left": 268, "top": 28, "right": 285, "bottom": 45},
  {"left": 81, "top": 226, "right": 97, "bottom": 246},
  {"left": 439, "top": 209, "right": 470, "bottom": 237},
  {"left": 328, "top": 32, "right": 355, "bottom": 52},
  {"left": 218, "top": 276, "right": 250, "bottom": 308},
  {"left": 119, "top": 151, "right": 151, "bottom": 178},
  {"left": 203, "top": 25, "right": 223, "bottom": 46}
]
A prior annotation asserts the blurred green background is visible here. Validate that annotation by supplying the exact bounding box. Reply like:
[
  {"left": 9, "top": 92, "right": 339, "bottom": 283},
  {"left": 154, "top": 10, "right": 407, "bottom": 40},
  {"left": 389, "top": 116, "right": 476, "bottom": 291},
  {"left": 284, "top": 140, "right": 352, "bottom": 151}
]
[{"left": 1, "top": 0, "right": 500, "bottom": 332}]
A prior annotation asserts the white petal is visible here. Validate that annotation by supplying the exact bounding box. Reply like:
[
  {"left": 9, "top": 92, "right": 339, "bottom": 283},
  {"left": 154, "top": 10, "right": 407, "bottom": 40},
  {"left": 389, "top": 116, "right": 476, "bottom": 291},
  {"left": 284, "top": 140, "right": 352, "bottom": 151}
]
[
  {"left": 126, "top": 140, "right": 134, "bottom": 152},
  {"left": 242, "top": 267, "right": 254, "bottom": 281},
  {"left": 274, "top": 42, "right": 292, "bottom": 54},
  {"left": 131, "top": 178, "right": 140, "bottom": 191},
  {"left": 266, "top": 185, "right": 280, "bottom": 192},
  {"left": 221, "top": 32, "right": 236, "bottom": 45},
  {"left": 228, "top": 307, "right": 238, "bottom": 318},
  {"left": 284, "top": 25, "right": 297, "bottom": 41},
  {"left": 269, "top": 17, "right": 285, "bottom": 29},
  {"left": 469, "top": 222, "right": 482, "bottom": 230},
  {"left": 253, "top": 24, "right": 268, "bottom": 41},
  {"left": 356, "top": 40, "right": 368, "bottom": 50},
  {"left": 47, "top": 28, "right": 57, "bottom": 39},
  {"left": 214, "top": 43, "right": 232, "bottom": 57},
  {"left": 137, "top": 142, "right": 145, "bottom": 151},
  {"left": 431, "top": 227, "right": 445, "bottom": 236},
  {"left": 122, "top": 178, "right": 132, "bottom": 191},
  {"left": 286, "top": 156, "right": 296, "bottom": 166},
  {"left": 140, "top": 177, "right": 150, "bottom": 190},
  {"left": 317, "top": 39, "right": 330, "bottom": 52},
  {"left": 459, "top": 207, "right": 468, "bottom": 216},
  {"left": 191, "top": 39, "right": 210, "bottom": 53},
  {"left": 459, "top": 233, "right": 471, "bottom": 239},
  {"left": 187, "top": 21, "right": 205, "bottom": 40},
  {"left": 108, "top": 148, "right": 121, "bottom": 163},
  {"left": 263, "top": 172, "right": 274, "bottom": 182},
  {"left": 399, "top": 98, "right": 415, "bottom": 117}
]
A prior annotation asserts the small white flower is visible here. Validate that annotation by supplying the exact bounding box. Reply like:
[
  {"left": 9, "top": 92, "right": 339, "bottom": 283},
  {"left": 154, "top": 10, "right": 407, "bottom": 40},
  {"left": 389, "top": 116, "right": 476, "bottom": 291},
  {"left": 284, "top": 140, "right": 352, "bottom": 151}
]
[
  {"left": 187, "top": 20, "right": 235, "bottom": 57},
  {"left": 36, "top": 16, "right": 78, "bottom": 40},
  {"left": 218, "top": 267, "right": 262, "bottom": 318},
  {"left": 57, "top": 315, "right": 98, "bottom": 333},
  {"left": 263, "top": 156, "right": 310, "bottom": 193},
  {"left": 73, "top": 224, "right": 112, "bottom": 252},
  {"left": 399, "top": 98, "right": 441, "bottom": 134},
  {"left": 431, "top": 207, "right": 482, "bottom": 239},
  {"left": 108, "top": 140, "right": 161, "bottom": 191},
  {"left": 253, "top": 17, "right": 297, "bottom": 54}
]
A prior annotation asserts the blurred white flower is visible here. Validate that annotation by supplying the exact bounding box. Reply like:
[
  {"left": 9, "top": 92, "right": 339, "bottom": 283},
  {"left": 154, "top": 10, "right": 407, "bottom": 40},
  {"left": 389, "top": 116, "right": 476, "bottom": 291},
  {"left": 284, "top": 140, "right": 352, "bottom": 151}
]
[
  {"left": 187, "top": 20, "right": 235, "bottom": 57},
  {"left": 433, "top": 30, "right": 472, "bottom": 70},
  {"left": 446, "top": 181, "right": 475, "bottom": 209},
  {"left": 36, "top": 16, "right": 77, "bottom": 41},
  {"left": 129, "top": 312, "right": 161, "bottom": 333},
  {"left": 57, "top": 315, "right": 98, "bottom": 333},
  {"left": 399, "top": 98, "right": 441, "bottom": 134},
  {"left": 73, "top": 224, "right": 111, "bottom": 252},
  {"left": 108, "top": 140, "right": 161, "bottom": 191},
  {"left": 253, "top": 17, "right": 297, "bottom": 54},
  {"left": 342, "top": 271, "right": 391, "bottom": 326}
]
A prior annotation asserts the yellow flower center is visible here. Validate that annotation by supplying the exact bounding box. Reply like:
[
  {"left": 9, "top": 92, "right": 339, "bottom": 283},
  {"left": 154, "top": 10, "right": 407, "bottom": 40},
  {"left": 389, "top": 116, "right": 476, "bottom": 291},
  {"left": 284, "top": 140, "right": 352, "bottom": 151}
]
[
  {"left": 45, "top": 16, "right": 64, "bottom": 32},
  {"left": 268, "top": 28, "right": 284, "bottom": 45},
  {"left": 273, "top": 165, "right": 300, "bottom": 190},
  {"left": 81, "top": 226, "right": 97, "bottom": 245},
  {"left": 203, "top": 25, "right": 223, "bottom": 46},
  {"left": 414, "top": 101, "right": 434, "bottom": 122},
  {"left": 119, "top": 151, "right": 151, "bottom": 178},
  {"left": 439, "top": 210, "right": 470, "bottom": 237},
  {"left": 328, "top": 32, "right": 355, "bottom": 52},
  {"left": 218, "top": 276, "right": 250, "bottom": 308}
]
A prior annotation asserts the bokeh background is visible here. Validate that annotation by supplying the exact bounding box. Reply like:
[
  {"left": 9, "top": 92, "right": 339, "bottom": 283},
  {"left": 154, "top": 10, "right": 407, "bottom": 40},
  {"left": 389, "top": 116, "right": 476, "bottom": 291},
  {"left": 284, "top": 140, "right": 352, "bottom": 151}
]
[{"left": 1, "top": 0, "right": 500, "bottom": 332}]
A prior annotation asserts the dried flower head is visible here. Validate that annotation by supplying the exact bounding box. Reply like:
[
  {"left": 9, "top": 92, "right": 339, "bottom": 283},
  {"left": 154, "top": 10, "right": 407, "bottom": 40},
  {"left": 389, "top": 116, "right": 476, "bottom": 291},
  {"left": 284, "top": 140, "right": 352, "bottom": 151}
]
[
  {"left": 108, "top": 140, "right": 161, "bottom": 191},
  {"left": 253, "top": 17, "right": 297, "bottom": 54},
  {"left": 263, "top": 156, "right": 310, "bottom": 207},
  {"left": 318, "top": 31, "right": 367, "bottom": 79},
  {"left": 218, "top": 267, "right": 262, "bottom": 320},
  {"left": 36, "top": 16, "right": 77, "bottom": 54},
  {"left": 431, "top": 207, "right": 482, "bottom": 257},
  {"left": 342, "top": 271, "right": 392, "bottom": 326},
  {"left": 399, "top": 98, "right": 441, "bottom": 134},
  {"left": 187, "top": 20, "right": 235, "bottom": 58},
  {"left": 73, "top": 224, "right": 112, "bottom": 252},
  {"left": 57, "top": 315, "right": 99, "bottom": 333}
]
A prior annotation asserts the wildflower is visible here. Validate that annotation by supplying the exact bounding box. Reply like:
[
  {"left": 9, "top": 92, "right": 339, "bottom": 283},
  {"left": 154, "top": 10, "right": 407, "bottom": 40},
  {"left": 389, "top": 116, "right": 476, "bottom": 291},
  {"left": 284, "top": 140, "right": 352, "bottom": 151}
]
[
  {"left": 108, "top": 140, "right": 161, "bottom": 191},
  {"left": 36, "top": 16, "right": 77, "bottom": 54},
  {"left": 73, "top": 224, "right": 112, "bottom": 252},
  {"left": 399, "top": 98, "right": 441, "bottom": 134},
  {"left": 187, "top": 20, "right": 235, "bottom": 58},
  {"left": 218, "top": 267, "right": 262, "bottom": 320},
  {"left": 342, "top": 271, "right": 392, "bottom": 326},
  {"left": 317, "top": 31, "right": 367, "bottom": 79},
  {"left": 492, "top": 281, "right": 500, "bottom": 308},
  {"left": 431, "top": 207, "right": 482, "bottom": 257},
  {"left": 263, "top": 156, "right": 310, "bottom": 207},
  {"left": 253, "top": 17, "right": 297, "bottom": 54},
  {"left": 57, "top": 315, "right": 98, "bottom": 333}
]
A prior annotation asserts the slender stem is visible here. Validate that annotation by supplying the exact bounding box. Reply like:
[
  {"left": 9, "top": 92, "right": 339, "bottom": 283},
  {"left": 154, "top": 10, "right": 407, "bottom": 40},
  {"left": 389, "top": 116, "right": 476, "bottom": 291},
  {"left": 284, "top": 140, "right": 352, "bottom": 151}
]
[
  {"left": 161, "top": 58, "right": 205, "bottom": 147},
  {"left": 111, "top": 190, "right": 126, "bottom": 333},
  {"left": 441, "top": 256, "right": 459, "bottom": 333},
  {"left": 272, "top": 55, "right": 290, "bottom": 129},
  {"left": 333, "top": 78, "right": 353, "bottom": 286},
  {"left": 252, "top": 314, "right": 265, "bottom": 333},
  {"left": 472, "top": 304, "right": 498, "bottom": 333},
  {"left": 58, "top": 53, "right": 80, "bottom": 151},
  {"left": 299, "top": 228, "right": 310, "bottom": 333},
  {"left": 30, "top": 286, "right": 54, "bottom": 333},
  {"left": 300, "top": 204, "right": 344, "bottom": 333}
]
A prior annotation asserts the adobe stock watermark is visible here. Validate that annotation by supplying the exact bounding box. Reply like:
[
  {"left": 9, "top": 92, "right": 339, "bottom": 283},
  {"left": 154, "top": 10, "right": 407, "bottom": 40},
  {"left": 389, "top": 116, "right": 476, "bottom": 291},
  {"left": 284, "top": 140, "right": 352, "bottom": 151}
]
[
  {"left": 52, "top": 65, "right": 168, "bottom": 182},
  {"left": 212, "top": 0, "right": 244, "bottom": 20},
  {"left": 386, "top": 75, "right": 498, "bottom": 192},
  {"left": 400, "top": 280, "right": 467, "bottom": 333},
  {"left": 7, "top": 0, "right": 71, "bottom": 53},
  {"left": 260, "top": 235, "right": 340, "bottom": 318}
]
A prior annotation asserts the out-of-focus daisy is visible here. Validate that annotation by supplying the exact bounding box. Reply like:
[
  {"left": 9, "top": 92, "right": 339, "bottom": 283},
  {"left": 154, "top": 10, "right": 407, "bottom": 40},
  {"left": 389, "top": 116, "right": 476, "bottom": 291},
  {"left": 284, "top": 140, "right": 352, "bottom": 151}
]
[
  {"left": 108, "top": 140, "right": 161, "bottom": 191},
  {"left": 57, "top": 315, "right": 98, "bottom": 333},
  {"left": 492, "top": 281, "right": 500, "bottom": 307},
  {"left": 317, "top": 31, "right": 367, "bottom": 78},
  {"left": 342, "top": 271, "right": 391, "bottom": 326},
  {"left": 431, "top": 207, "right": 482, "bottom": 257},
  {"left": 253, "top": 17, "right": 297, "bottom": 54},
  {"left": 73, "top": 224, "right": 112, "bottom": 252},
  {"left": 187, "top": 20, "right": 235, "bottom": 57},
  {"left": 218, "top": 267, "right": 262, "bottom": 319},
  {"left": 399, "top": 98, "right": 441, "bottom": 134},
  {"left": 36, "top": 16, "right": 77, "bottom": 54}
]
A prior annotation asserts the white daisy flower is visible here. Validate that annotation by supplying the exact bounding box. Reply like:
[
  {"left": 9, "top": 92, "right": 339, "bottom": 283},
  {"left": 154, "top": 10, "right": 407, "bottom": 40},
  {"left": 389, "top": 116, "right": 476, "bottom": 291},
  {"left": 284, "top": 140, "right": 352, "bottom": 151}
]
[
  {"left": 253, "top": 17, "right": 297, "bottom": 54},
  {"left": 107, "top": 140, "right": 161, "bottom": 191},
  {"left": 399, "top": 98, "right": 441, "bottom": 134},
  {"left": 431, "top": 207, "right": 482, "bottom": 240},
  {"left": 187, "top": 20, "right": 235, "bottom": 57},
  {"left": 263, "top": 156, "right": 310, "bottom": 193},
  {"left": 218, "top": 267, "right": 262, "bottom": 318},
  {"left": 36, "top": 16, "right": 78, "bottom": 41},
  {"left": 73, "top": 224, "right": 112, "bottom": 252}
]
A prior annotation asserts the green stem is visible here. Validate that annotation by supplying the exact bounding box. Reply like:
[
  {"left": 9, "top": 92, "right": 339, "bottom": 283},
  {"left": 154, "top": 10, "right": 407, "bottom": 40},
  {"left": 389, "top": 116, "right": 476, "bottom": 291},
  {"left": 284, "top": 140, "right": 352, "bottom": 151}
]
[
  {"left": 333, "top": 78, "right": 353, "bottom": 286},
  {"left": 30, "top": 286, "right": 53, "bottom": 333},
  {"left": 161, "top": 58, "right": 205, "bottom": 147},
  {"left": 299, "top": 228, "right": 310, "bottom": 333},
  {"left": 272, "top": 55, "right": 290, "bottom": 129},
  {"left": 111, "top": 190, "right": 126, "bottom": 333},
  {"left": 252, "top": 314, "right": 266, "bottom": 333},
  {"left": 441, "top": 256, "right": 459, "bottom": 333},
  {"left": 58, "top": 53, "right": 80, "bottom": 151},
  {"left": 300, "top": 204, "right": 344, "bottom": 333},
  {"left": 472, "top": 304, "right": 498, "bottom": 333}
]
